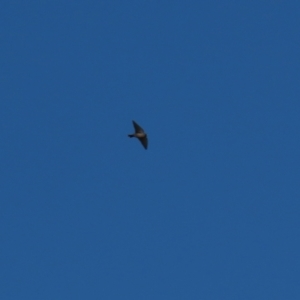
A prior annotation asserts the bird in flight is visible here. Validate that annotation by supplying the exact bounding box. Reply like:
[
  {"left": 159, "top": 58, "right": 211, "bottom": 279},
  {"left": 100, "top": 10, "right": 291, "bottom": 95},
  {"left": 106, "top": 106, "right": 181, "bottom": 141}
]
[{"left": 128, "top": 120, "right": 148, "bottom": 149}]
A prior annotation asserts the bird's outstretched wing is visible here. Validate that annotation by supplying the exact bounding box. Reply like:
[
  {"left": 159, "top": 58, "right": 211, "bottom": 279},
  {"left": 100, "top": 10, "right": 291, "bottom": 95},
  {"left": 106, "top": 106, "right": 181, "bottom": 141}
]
[
  {"left": 132, "top": 120, "right": 144, "bottom": 133},
  {"left": 139, "top": 136, "right": 148, "bottom": 149}
]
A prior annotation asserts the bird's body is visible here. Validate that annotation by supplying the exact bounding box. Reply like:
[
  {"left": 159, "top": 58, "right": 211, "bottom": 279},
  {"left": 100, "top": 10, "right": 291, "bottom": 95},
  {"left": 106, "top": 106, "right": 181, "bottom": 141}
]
[{"left": 128, "top": 120, "right": 148, "bottom": 149}]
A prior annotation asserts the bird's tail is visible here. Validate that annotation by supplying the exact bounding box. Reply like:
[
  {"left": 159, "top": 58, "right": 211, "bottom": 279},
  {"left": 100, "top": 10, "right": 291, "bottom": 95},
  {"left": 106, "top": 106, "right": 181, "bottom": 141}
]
[{"left": 128, "top": 134, "right": 134, "bottom": 138}]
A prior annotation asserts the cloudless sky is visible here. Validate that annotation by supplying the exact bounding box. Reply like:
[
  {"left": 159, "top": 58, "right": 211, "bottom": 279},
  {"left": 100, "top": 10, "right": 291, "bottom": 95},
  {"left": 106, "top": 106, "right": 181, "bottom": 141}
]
[{"left": 1, "top": 1, "right": 300, "bottom": 299}]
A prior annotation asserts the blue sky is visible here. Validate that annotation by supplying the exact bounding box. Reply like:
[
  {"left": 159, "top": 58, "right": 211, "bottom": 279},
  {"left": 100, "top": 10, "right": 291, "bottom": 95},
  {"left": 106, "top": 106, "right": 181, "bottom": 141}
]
[{"left": 1, "top": 1, "right": 300, "bottom": 299}]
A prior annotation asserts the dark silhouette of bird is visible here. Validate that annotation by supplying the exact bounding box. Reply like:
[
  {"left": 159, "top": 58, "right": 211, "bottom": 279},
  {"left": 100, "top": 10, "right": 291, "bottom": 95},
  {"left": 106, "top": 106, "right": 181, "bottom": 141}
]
[{"left": 128, "top": 120, "right": 148, "bottom": 149}]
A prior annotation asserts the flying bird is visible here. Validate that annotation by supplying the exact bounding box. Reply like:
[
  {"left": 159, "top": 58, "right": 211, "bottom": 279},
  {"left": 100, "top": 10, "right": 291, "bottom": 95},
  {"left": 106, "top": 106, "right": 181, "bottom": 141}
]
[{"left": 128, "top": 120, "right": 148, "bottom": 149}]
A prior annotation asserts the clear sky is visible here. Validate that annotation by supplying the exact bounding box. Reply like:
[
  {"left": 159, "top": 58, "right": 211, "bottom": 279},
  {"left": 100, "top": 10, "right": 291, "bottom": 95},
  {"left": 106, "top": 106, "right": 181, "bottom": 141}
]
[{"left": 1, "top": 1, "right": 300, "bottom": 299}]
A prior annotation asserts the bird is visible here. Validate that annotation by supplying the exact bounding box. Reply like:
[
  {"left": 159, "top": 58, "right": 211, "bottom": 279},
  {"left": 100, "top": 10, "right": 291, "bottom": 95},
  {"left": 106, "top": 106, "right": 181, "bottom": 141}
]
[{"left": 128, "top": 120, "right": 148, "bottom": 149}]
